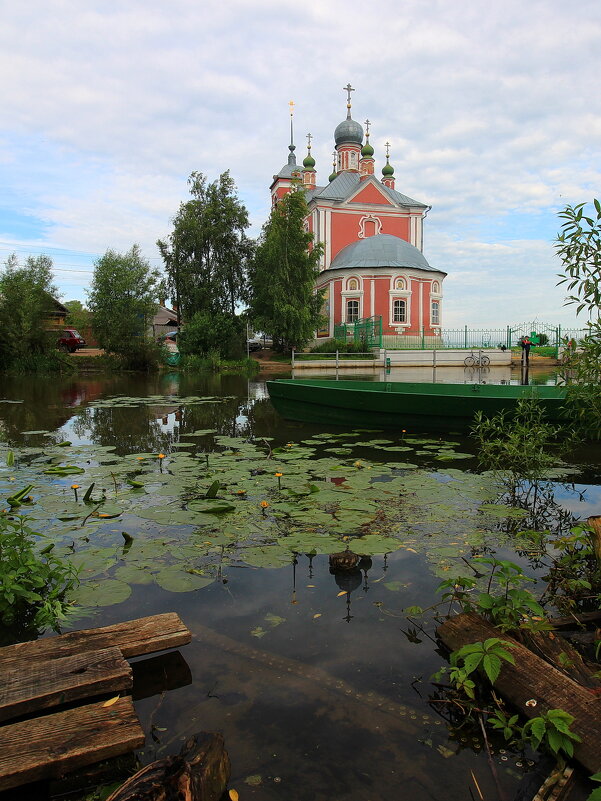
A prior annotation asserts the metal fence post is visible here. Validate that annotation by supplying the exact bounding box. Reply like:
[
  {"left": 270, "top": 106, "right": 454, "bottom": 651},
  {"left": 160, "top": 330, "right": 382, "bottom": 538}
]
[
  {"left": 421, "top": 326, "right": 425, "bottom": 349},
  {"left": 335, "top": 350, "right": 339, "bottom": 368},
  {"left": 464, "top": 325, "right": 468, "bottom": 348},
  {"left": 291, "top": 349, "right": 295, "bottom": 368}
]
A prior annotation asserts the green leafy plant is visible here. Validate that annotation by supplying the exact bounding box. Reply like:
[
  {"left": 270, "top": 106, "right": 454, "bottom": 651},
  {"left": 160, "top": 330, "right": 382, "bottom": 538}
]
[
  {"left": 0, "top": 514, "right": 79, "bottom": 643},
  {"left": 585, "top": 772, "right": 601, "bottom": 801},
  {"left": 522, "top": 708, "right": 581, "bottom": 758},
  {"left": 450, "top": 638, "right": 516, "bottom": 686},
  {"left": 487, "top": 708, "right": 522, "bottom": 743},
  {"left": 472, "top": 395, "right": 562, "bottom": 483}
]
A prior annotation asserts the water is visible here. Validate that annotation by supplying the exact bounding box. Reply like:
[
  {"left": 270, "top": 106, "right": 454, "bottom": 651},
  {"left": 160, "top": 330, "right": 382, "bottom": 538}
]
[{"left": 0, "top": 371, "right": 598, "bottom": 801}]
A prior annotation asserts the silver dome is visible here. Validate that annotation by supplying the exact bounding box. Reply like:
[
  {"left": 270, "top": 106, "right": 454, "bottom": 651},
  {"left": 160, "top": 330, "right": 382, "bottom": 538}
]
[
  {"left": 329, "top": 234, "right": 440, "bottom": 273},
  {"left": 334, "top": 117, "right": 364, "bottom": 146}
]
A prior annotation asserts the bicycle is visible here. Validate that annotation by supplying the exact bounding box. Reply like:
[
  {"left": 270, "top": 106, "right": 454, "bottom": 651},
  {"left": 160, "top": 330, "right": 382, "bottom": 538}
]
[{"left": 464, "top": 349, "right": 490, "bottom": 367}]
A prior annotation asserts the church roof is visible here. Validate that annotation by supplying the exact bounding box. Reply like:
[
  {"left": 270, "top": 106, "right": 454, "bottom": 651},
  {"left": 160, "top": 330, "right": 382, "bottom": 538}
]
[
  {"left": 308, "top": 172, "right": 428, "bottom": 208},
  {"left": 329, "top": 234, "right": 444, "bottom": 274}
]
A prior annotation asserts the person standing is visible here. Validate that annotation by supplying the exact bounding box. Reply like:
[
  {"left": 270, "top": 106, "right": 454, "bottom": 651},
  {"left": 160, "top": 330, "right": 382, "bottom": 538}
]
[{"left": 520, "top": 335, "right": 532, "bottom": 365}]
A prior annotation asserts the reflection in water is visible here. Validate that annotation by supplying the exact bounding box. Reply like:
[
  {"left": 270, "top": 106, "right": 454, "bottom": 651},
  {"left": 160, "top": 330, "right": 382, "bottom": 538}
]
[{"left": 0, "top": 372, "right": 599, "bottom": 801}]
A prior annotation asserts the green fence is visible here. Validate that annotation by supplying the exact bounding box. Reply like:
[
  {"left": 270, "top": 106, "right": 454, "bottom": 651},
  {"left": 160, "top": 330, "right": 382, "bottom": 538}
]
[
  {"left": 330, "top": 321, "right": 589, "bottom": 356},
  {"left": 334, "top": 316, "right": 383, "bottom": 347}
]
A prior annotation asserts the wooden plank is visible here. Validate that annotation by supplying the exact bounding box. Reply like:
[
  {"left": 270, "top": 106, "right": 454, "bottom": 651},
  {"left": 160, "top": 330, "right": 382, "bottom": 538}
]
[
  {"left": 0, "top": 613, "right": 190, "bottom": 669},
  {"left": 0, "top": 647, "right": 132, "bottom": 723},
  {"left": 548, "top": 610, "right": 601, "bottom": 630},
  {"left": 0, "top": 696, "right": 144, "bottom": 791},
  {"left": 436, "top": 612, "right": 601, "bottom": 773}
]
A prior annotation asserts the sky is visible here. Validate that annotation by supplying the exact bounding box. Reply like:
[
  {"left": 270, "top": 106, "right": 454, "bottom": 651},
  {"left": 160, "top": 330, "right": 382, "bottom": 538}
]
[{"left": 1, "top": 0, "right": 600, "bottom": 329}]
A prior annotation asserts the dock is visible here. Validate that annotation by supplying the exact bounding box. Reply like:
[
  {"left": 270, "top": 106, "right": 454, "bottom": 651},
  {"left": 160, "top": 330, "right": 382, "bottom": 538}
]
[{"left": 0, "top": 612, "right": 191, "bottom": 792}]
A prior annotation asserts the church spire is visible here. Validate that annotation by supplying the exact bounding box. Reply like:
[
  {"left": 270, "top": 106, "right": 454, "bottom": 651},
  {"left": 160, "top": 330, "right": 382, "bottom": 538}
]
[
  {"left": 360, "top": 118, "right": 375, "bottom": 179},
  {"left": 287, "top": 99, "right": 296, "bottom": 165},
  {"left": 302, "top": 132, "right": 316, "bottom": 187},
  {"left": 382, "top": 140, "right": 395, "bottom": 189}
]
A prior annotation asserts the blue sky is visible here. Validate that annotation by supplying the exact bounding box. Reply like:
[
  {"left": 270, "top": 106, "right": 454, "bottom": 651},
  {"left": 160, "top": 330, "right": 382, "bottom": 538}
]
[{"left": 1, "top": 0, "right": 600, "bottom": 327}]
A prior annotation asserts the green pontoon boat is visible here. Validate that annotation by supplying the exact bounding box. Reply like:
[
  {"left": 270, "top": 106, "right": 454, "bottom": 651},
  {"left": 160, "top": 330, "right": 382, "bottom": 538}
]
[{"left": 266, "top": 379, "right": 567, "bottom": 431}]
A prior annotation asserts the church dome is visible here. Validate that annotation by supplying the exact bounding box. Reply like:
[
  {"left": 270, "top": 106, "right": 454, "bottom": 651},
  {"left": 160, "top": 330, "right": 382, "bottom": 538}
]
[
  {"left": 361, "top": 140, "right": 374, "bottom": 158},
  {"left": 329, "top": 234, "right": 439, "bottom": 273},
  {"left": 334, "top": 117, "right": 364, "bottom": 146},
  {"left": 303, "top": 153, "right": 315, "bottom": 168}
]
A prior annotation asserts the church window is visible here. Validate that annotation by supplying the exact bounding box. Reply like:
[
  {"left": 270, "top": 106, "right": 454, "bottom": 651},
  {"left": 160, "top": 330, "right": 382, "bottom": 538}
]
[
  {"left": 431, "top": 300, "right": 440, "bottom": 325},
  {"left": 358, "top": 215, "right": 382, "bottom": 239},
  {"left": 393, "top": 299, "right": 406, "bottom": 323},
  {"left": 395, "top": 277, "right": 406, "bottom": 290},
  {"left": 432, "top": 281, "right": 439, "bottom": 294},
  {"left": 346, "top": 299, "right": 359, "bottom": 323}
]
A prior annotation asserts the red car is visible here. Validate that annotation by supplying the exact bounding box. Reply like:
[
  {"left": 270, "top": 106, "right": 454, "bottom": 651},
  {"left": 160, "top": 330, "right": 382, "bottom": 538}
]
[{"left": 57, "top": 328, "right": 86, "bottom": 353}]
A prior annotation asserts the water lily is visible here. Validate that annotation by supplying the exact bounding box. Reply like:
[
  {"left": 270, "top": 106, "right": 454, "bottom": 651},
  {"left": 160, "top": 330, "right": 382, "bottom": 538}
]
[
  {"left": 237, "top": 489, "right": 247, "bottom": 495},
  {"left": 353, "top": 460, "right": 362, "bottom": 468},
  {"left": 71, "top": 484, "right": 80, "bottom": 500},
  {"left": 260, "top": 500, "right": 270, "bottom": 514},
  {"left": 275, "top": 472, "right": 283, "bottom": 489}
]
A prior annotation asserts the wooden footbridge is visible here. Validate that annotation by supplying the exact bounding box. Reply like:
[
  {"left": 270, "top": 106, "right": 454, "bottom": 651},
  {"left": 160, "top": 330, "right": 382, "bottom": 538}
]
[{"left": 0, "top": 613, "right": 191, "bottom": 792}]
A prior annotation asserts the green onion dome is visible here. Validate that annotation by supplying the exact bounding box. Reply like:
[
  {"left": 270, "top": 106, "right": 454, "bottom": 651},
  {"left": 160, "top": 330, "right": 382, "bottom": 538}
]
[
  {"left": 303, "top": 153, "right": 316, "bottom": 169},
  {"left": 329, "top": 169, "right": 337, "bottom": 182},
  {"left": 382, "top": 158, "right": 394, "bottom": 177},
  {"left": 361, "top": 141, "right": 374, "bottom": 158}
]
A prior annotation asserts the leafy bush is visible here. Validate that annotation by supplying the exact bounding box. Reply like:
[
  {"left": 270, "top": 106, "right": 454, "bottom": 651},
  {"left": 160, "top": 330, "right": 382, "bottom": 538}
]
[
  {"left": 471, "top": 395, "right": 561, "bottom": 482},
  {"left": 0, "top": 515, "right": 79, "bottom": 644},
  {"left": 178, "top": 311, "right": 245, "bottom": 360},
  {"left": 309, "top": 338, "right": 370, "bottom": 354}
]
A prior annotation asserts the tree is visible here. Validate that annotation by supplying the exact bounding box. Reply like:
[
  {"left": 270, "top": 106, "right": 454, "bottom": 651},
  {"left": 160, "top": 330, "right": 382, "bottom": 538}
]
[
  {"left": 87, "top": 245, "right": 160, "bottom": 363},
  {"left": 64, "top": 300, "right": 90, "bottom": 333},
  {"left": 249, "top": 189, "right": 324, "bottom": 351},
  {"left": 555, "top": 199, "right": 601, "bottom": 437},
  {"left": 157, "top": 171, "right": 254, "bottom": 323},
  {"left": 0, "top": 253, "right": 58, "bottom": 365}
]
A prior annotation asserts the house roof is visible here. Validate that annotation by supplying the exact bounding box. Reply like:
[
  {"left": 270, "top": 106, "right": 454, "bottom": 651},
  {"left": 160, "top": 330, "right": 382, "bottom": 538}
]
[
  {"left": 306, "top": 172, "right": 428, "bottom": 208},
  {"left": 153, "top": 305, "right": 179, "bottom": 326},
  {"left": 328, "top": 234, "right": 445, "bottom": 274}
]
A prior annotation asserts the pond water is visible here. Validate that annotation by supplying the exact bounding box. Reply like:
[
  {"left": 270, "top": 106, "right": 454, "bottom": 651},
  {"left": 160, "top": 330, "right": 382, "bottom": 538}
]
[{"left": 1, "top": 371, "right": 600, "bottom": 801}]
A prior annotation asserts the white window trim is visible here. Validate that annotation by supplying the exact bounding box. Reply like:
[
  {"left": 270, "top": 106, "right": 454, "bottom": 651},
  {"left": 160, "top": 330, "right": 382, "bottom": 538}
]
[
  {"left": 392, "top": 298, "right": 408, "bottom": 325},
  {"left": 358, "top": 214, "right": 383, "bottom": 239},
  {"left": 345, "top": 298, "right": 361, "bottom": 323},
  {"left": 389, "top": 293, "right": 411, "bottom": 328}
]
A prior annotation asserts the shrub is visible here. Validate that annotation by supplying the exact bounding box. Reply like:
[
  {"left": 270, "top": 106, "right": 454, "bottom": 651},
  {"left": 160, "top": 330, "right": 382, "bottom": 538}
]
[
  {"left": 0, "top": 515, "right": 79, "bottom": 644},
  {"left": 178, "top": 311, "right": 245, "bottom": 360}
]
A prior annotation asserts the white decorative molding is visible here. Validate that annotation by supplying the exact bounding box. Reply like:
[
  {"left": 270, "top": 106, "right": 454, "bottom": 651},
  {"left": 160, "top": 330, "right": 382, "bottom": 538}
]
[{"left": 358, "top": 214, "right": 382, "bottom": 239}]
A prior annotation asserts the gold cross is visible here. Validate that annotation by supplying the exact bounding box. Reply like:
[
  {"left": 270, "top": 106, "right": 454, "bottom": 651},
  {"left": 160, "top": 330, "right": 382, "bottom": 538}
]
[
  {"left": 364, "top": 119, "right": 371, "bottom": 137},
  {"left": 306, "top": 132, "right": 312, "bottom": 149},
  {"left": 385, "top": 141, "right": 391, "bottom": 158}
]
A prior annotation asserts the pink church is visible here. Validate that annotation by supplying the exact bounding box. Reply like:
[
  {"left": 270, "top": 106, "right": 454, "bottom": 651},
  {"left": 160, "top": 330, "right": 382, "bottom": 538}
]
[{"left": 270, "top": 87, "right": 446, "bottom": 341}]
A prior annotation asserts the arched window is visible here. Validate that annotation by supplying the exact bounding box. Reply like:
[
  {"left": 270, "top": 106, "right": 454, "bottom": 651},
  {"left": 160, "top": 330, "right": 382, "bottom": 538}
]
[
  {"left": 431, "top": 300, "right": 440, "bottom": 326},
  {"left": 393, "top": 299, "right": 406, "bottom": 324},
  {"left": 432, "top": 281, "right": 439, "bottom": 294},
  {"left": 395, "top": 277, "right": 406, "bottom": 290},
  {"left": 347, "top": 278, "right": 359, "bottom": 291},
  {"left": 346, "top": 299, "right": 359, "bottom": 323}
]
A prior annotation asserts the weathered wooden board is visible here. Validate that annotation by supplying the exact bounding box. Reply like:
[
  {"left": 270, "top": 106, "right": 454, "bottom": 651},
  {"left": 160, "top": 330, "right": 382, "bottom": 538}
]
[
  {"left": 105, "top": 733, "right": 230, "bottom": 801},
  {"left": 0, "top": 696, "right": 145, "bottom": 791},
  {"left": 548, "top": 610, "right": 601, "bottom": 630},
  {"left": 0, "top": 646, "right": 132, "bottom": 724},
  {"left": 0, "top": 613, "right": 190, "bottom": 669},
  {"left": 437, "top": 613, "right": 601, "bottom": 773}
]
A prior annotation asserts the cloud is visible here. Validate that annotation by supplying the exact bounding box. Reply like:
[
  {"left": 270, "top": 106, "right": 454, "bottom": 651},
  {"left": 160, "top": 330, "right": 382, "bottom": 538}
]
[{"left": 0, "top": 0, "right": 599, "bottom": 325}]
